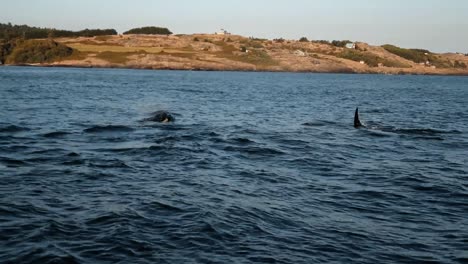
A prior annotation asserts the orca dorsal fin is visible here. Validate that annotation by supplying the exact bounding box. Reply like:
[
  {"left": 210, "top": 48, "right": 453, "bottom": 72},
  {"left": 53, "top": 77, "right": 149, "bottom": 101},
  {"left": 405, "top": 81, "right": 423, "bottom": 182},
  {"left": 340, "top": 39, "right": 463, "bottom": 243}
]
[{"left": 354, "top": 107, "right": 363, "bottom": 128}]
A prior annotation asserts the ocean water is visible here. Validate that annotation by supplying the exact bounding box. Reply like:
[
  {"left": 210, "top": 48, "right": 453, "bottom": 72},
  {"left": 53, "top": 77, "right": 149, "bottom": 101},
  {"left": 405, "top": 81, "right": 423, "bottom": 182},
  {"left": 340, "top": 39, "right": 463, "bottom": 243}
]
[{"left": 0, "top": 66, "right": 467, "bottom": 264}]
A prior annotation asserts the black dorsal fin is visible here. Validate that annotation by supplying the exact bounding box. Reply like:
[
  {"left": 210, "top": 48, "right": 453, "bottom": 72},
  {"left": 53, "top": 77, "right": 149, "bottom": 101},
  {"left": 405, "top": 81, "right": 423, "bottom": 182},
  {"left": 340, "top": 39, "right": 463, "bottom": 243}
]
[{"left": 354, "top": 107, "right": 363, "bottom": 128}]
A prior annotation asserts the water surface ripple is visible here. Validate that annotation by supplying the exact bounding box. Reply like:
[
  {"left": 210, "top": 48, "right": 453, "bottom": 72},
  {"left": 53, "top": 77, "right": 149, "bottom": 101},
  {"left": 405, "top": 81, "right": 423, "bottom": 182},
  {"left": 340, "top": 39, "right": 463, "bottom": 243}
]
[{"left": 0, "top": 67, "right": 467, "bottom": 263}]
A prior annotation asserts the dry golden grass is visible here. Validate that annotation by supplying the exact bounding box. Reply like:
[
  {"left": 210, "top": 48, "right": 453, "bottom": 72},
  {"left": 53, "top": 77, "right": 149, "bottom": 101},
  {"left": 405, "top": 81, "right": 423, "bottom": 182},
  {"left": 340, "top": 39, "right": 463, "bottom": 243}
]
[
  {"left": 67, "top": 43, "right": 163, "bottom": 53},
  {"left": 95, "top": 51, "right": 140, "bottom": 64},
  {"left": 213, "top": 42, "right": 279, "bottom": 67}
]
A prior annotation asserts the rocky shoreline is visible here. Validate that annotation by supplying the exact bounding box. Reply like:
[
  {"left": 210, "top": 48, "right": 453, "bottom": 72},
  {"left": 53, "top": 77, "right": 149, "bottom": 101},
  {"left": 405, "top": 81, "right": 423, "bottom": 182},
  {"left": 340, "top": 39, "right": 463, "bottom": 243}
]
[{"left": 3, "top": 34, "right": 468, "bottom": 76}]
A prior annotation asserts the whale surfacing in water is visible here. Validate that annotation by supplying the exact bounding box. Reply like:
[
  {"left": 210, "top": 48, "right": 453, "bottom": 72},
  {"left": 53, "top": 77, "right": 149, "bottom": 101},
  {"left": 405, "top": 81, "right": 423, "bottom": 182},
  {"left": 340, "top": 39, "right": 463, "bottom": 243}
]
[
  {"left": 354, "top": 107, "right": 363, "bottom": 128},
  {"left": 144, "top": 110, "right": 175, "bottom": 123}
]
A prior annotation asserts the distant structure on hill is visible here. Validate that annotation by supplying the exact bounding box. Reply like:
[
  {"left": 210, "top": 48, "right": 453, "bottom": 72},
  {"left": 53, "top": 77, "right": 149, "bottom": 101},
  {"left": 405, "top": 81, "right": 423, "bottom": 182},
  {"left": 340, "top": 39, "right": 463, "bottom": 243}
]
[
  {"left": 215, "top": 29, "right": 231, "bottom": 35},
  {"left": 345, "top": 42, "right": 356, "bottom": 49}
]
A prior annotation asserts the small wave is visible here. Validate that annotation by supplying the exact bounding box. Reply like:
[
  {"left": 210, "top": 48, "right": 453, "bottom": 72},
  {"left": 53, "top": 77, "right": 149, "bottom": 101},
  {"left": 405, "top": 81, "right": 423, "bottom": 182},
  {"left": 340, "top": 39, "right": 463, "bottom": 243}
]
[
  {"left": 149, "top": 145, "right": 166, "bottom": 151},
  {"left": 0, "top": 145, "right": 30, "bottom": 151},
  {"left": 62, "top": 159, "right": 85, "bottom": 166},
  {"left": 0, "top": 157, "right": 28, "bottom": 167},
  {"left": 151, "top": 201, "right": 184, "bottom": 212},
  {"left": 302, "top": 120, "right": 337, "bottom": 127},
  {"left": 83, "top": 125, "right": 134, "bottom": 133},
  {"left": 42, "top": 131, "right": 72, "bottom": 138},
  {"left": 85, "top": 212, "right": 121, "bottom": 226},
  {"left": 229, "top": 137, "right": 255, "bottom": 144},
  {"left": 89, "top": 159, "right": 132, "bottom": 169},
  {"left": 394, "top": 128, "right": 461, "bottom": 135},
  {"left": 367, "top": 108, "right": 391, "bottom": 113},
  {"left": 411, "top": 136, "right": 444, "bottom": 141},
  {"left": 223, "top": 146, "right": 285, "bottom": 156},
  {"left": 28, "top": 148, "right": 68, "bottom": 155},
  {"left": 8, "top": 247, "right": 80, "bottom": 264},
  {"left": 154, "top": 136, "right": 178, "bottom": 144},
  {"left": 0, "top": 125, "right": 30, "bottom": 133},
  {"left": 363, "top": 130, "right": 393, "bottom": 138}
]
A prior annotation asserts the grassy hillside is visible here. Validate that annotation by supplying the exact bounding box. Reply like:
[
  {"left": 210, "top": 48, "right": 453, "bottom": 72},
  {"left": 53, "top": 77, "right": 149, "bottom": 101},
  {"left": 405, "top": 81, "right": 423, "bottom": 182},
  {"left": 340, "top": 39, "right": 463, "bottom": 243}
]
[{"left": 1, "top": 23, "right": 467, "bottom": 75}]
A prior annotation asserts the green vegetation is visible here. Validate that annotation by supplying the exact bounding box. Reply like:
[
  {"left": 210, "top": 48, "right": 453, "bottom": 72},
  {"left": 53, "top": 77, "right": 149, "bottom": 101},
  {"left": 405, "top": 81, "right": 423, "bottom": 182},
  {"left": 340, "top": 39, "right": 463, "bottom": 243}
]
[
  {"left": 299, "top": 37, "right": 309, "bottom": 42},
  {"left": 338, "top": 49, "right": 410, "bottom": 68},
  {"left": 249, "top": 37, "right": 268, "bottom": 42},
  {"left": 382, "top": 44, "right": 455, "bottom": 68},
  {"left": 453, "top": 60, "right": 467, "bottom": 69},
  {"left": 234, "top": 49, "right": 277, "bottom": 66},
  {"left": 248, "top": 41, "right": 264, "bottom": 49},
  {"left": 311, "top": 40, "right": 331, "bottom": 45},
  {"left": 0, "top": 40, "right": 15, "bottom": 64},
  {"left": 381, "top": 44, "right": 429, "bottom": 63},
  {"left": 0, "top": 22, "right": 117, "bottom": 40},
  {"left": 123, "top": 26, "right": 172, "bottom": 35},
  {"left": 5, "top": 39, "right": 74, "bottom": 64},
  {"left": 212, "top": 41, "right": 278, "bottom": 67}
]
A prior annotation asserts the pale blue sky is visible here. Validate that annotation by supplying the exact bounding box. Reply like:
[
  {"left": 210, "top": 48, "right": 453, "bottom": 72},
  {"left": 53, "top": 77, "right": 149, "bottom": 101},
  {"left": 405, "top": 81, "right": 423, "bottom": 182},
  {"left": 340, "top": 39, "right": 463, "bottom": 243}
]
[{"left": 2, "top": 0, "right": 467, "bottom": 52}]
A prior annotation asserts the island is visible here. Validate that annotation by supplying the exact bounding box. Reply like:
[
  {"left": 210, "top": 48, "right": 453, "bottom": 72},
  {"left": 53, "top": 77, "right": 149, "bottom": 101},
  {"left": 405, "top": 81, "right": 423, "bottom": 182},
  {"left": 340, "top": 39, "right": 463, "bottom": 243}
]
[{"left": 1, "top": 23, "right": 467, "bottom": 75}]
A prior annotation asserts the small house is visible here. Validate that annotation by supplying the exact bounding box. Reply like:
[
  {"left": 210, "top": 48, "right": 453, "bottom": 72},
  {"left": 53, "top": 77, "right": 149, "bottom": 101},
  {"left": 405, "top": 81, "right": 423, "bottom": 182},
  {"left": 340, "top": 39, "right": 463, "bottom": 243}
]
[
  {"left": 215, "top": 29, "right": 230, "bottom": 35},
  {"left": 345, "top": 42, "right": 356, "bottom": 49}
]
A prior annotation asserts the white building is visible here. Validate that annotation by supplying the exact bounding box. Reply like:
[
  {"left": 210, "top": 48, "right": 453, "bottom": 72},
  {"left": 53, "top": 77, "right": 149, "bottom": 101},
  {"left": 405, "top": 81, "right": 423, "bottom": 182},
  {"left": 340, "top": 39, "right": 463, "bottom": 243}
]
[
  {"left": 215, "top": 29, "right": 230, "bottom": 35},
  {"left": 345, "top": 42, "right": 356, "bottom": 49}
]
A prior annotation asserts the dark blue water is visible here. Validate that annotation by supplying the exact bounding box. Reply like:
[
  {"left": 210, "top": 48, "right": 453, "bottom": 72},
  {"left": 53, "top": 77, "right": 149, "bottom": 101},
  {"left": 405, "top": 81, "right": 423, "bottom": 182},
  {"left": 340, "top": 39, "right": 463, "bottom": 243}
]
[{"left": 0, "top": 66, "right": 467, "bottom": 264}]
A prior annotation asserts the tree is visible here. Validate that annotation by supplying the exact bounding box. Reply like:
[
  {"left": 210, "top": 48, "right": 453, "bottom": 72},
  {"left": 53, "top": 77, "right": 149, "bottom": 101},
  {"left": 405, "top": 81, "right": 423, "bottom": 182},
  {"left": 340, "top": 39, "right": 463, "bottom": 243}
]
[
  {"left": 123, "top": 26, "right": 172, "bottom": 35},
  {"left": 299, "top": 37, "right": 309, "bottom": 42}
]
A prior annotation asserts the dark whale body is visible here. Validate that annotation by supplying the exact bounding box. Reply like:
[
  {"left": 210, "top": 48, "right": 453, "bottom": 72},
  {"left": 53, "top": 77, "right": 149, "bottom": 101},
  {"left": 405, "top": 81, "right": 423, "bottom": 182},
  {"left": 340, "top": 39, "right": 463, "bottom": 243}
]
[
  {"left": 144, "top": 111, "right": 175, "bottom": 123},
  {"left": 352, "top": 108, "right": 448, "bottom": 139}
]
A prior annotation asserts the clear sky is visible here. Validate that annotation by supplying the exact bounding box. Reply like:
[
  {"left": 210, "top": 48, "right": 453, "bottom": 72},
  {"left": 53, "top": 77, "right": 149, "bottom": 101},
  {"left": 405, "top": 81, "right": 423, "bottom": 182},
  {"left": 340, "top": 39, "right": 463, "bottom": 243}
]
[{"left": 2, "top": 0, "right": 467, "bottom": 53}]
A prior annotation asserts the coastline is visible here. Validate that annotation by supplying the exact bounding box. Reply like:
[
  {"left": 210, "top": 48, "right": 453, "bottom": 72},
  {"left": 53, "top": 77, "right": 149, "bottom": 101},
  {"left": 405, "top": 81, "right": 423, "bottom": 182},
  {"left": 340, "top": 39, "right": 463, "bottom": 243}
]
[
  {"left": 2, "top": 63, "right": 468, "bottom": 77},
  {"left": 2, "top": 34, "right": 468, "bottom": 76}
]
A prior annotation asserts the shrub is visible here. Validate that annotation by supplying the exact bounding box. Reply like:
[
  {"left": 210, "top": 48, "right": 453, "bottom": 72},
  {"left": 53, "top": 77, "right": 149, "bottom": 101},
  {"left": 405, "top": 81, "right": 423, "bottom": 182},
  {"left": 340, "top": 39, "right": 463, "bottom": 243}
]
[
  {"left": 382, "top": 44, "right": 453, "bottom": 68},
  {"left": 0, "top": 23, "right": 117, "bottom": 39},
  {"left": 249, "top": 41, "right": 264, "bottom": 49},
  {"left": 338, "top": 49, "right": 410, "bottom": 68},
  {"left": 453, "top": 60, "right": 467, "bottom": 69},
  {"left": 382, "top": 44, "right": 428, "bottom": 63},
  {"left": 299, "top": 37, "right": 309, "bottom": 42},
  {"left": 6, "top": 39, "right": 74, "bottom": 64},
  {"left": 332, "top": 40, "right": 352, "bottom": 47},
  {"left": 0, "top": 40, "right": 16, "bottom": 64},
  {"left": 311, "top": 40, "right": 331, "bottom": 45}
]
